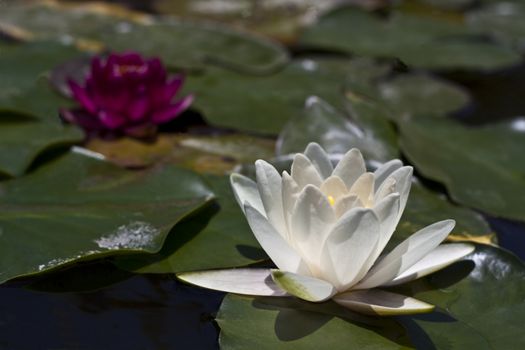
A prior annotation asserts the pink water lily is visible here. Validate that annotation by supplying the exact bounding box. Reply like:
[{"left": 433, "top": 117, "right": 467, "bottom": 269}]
[
  {"left": 62, "top": 52, "right": 193, "bottom": 138},
  {"left": 178, "top": 143, "right": 474, "bottom": 315}
]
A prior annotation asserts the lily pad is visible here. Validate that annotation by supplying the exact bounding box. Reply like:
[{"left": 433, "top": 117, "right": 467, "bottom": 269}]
[
  {"left": 153, "top": 0, "right": 342, "bottom": 42},
  {"left": 86, "top": 133, "right": 275, "bottom": 172},
  {"left": 467, "top": 2, "right": 525, "bottom": 52},
  {"left": 0, "top": 118, "right": 83, "bottom": 177},
  {"left": 399, "top": 117, "right": 525, "bottom": 221},
  {"left": 0, "top": 151, "right": 213, "bottom": 284},
  {"left": 0, "top": 41, "right": 81, "bottom": 100},
  {"left": 113, "top": 175, "right": 264, "bottom": 274},
  {"left": 378, "top": 74, "right": 471, "bottom": 119},
  {"left": 216, "top": 244, "right": 524, "bottom": 349},
  {"left": 300, "top": 7, "right": 520, "bottom": 70},
  {"left": 185, "top": 58, "right": 380, "bottom": 134},
  {"left": 398, "top": 181, "right": 495, "bottom": 245},
  {"left": 276, "top": 96, "right": 399, "bottom": 163},
  {"left": 0, "top": 1, "right": 289, "bottom": 74}
]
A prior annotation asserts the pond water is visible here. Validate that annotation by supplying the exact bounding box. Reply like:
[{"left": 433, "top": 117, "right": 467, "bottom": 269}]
[{"left": 2, "top": 1, "right": 525, "bottom": 349}]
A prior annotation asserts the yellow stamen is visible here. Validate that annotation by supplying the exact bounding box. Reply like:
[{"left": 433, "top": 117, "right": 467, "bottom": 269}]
[{"left": 327, "top": 195, "right": 335, "bottom": 207}]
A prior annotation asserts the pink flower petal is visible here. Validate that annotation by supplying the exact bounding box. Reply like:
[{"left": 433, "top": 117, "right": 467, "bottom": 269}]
[
  {"left": 98, "top": 110, "right": 126, "bottom": 129},
  {"left": 67, "top": 80, "right": 97, "bottom": 114},
  {"left": 151, "top": 94, "right": 194, "bottom": 124}
]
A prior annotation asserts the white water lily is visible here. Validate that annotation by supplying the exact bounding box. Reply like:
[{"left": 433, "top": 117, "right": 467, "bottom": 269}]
[{"left": 178, "top": 143, "right": 474, "bottom": 315}]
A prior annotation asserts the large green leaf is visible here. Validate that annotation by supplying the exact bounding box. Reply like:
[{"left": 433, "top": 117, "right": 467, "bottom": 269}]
[
  {"left": 378, "top": 73, "right": 470, "bottom": 119},
  {"left": 152, "top": 0, "right": 342, "bottom": 42},
  {"left": 300, "top": 7, "right": 520, "bottom": 70},
  {"left": 0, "top": 2, "right": 288, "bottom": 74},
  {"left": 218, "top": 294, "right": 412, "bottom": 349},
  {"left": 216, "top": 245, "right": 524, "bottom": 349},
  {"left": 113, "top": 175, "right": 264, "bottom": 274},
  {"left": 185, "top": 58, "right": 379, "bottom": 134},
  {"left": 398, "top": 181, "right": 495, "bottom": 245},
  {"left": 396, "top": 244, "right": 525, "bottom": 349},
  {"left": 276, "top": 96, "right": 399, "bottom": 162},
  {"left": 0, "top": 117, "right": 83, "bottom": 177},
  {"left": 0, "top": 41, "right": 80, "bottom": 99},
  {"left": 399, "top": 117, "right": 525, "bottom": 221},
  {"left": 466, "top": 2, "right": 525, "bottom": 51},
  {"left": 0, "top": 151, "right": 213, "bottom": 284}
]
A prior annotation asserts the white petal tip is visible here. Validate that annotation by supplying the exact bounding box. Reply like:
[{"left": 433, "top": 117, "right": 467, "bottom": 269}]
[
  {"left": 271, "top": 269, "right": 336, "bottom": 302},
  {"left": 333, "top": 289, "right": 435, "bottom": 316},
  {"left": 177, "top": 269, "right": 287, "bottom": 296}
]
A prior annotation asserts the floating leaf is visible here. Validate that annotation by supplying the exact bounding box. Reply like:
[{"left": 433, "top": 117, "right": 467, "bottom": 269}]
[
  {"left": 399, "top": 117, "right": 525, "bottom": 221},
  {"left": 0, "top": 152, "right": 213, "bottom": 284},
  {"left": 467, "top": 2, "right": 525, "bottom": 52},
  {"left": 0, "top": 118, "right": 83, "bottom": 177},
  {"left": 276, "top": 96, "right": 398, "bottom": 162},
  {"left": 300, "top": 7, "right": 520, "bottom": 70},
  {"left": 113, "top": 175, "right": 265, "bottom": 274},
  {"left": 153, "top": 0, "right": 341, "bottom": 42},
  {"left": 185, "top": 58, "right": 381, "bottom": 134},
  {"left": 397, "top": 181, "right": 495, "bottom": 245},
  {"left": 378, "top": 74, "right": 470, "bottom": 119},
  {"left": 216, "top": 245, "right": 524, "bottom": 349},
  {"left": 86, "top": 133, "right": 274, "bottom": 172},
  {"left": 0, "top": 1, "right": 288, "bottom": 74}
]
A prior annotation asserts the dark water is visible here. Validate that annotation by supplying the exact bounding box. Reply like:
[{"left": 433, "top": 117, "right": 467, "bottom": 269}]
[
  {"left": 0, "top": 273, "right": 223, "bottom": 349},
  {"left": 4, "top": 2, "right": 525, "bottom": 349}
]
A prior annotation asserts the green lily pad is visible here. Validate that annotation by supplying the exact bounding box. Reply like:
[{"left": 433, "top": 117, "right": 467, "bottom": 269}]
[
  {"left": 378, "top": 74, "right": 470, "bottom": 119},
  {"left": 399, "top": 117, "right": 525, "bottom": 221},
  {"left": 113, "top": 175, "right": 264, "bottom": 274},
  {"left": 467, "top": 2, "right": 525, "bottom": 51},
  {"left": 276, "top": 96, "right": 399, "bottom": 163},
  {"left": 0, "top": 78, "right": 74, "bottom": 122},
  {"left": 216, "top": 244, "right": 524, "bottom": 349},
  {"left": 396, "top": 244, "right": 525, "bottom": 349},
  {"left": 0, "top": 118, "right": 83, "bottom": 177},
  {"left": 185, "top": 58, "right": 380, "bottom": 134},
  {"left": 152, "top": 0, "right": 342, "bottom": 42},
  {"left": 398, "top": 181, "right": 495, "bottom": 245},
  {"left": 0, "top": 2, "right": 289, "bottom": 74},
  {"left": 300, "top": 7, "right": 520, "bottom": 70},
  {"left": 0, "top": 41, "right": 81, "bottom": 100},
  {"left": 218, "top": 294, "right": 412, "bottom": 349},
  {"left": 0, "top": 151, "right": 213, "bottom": 284}
]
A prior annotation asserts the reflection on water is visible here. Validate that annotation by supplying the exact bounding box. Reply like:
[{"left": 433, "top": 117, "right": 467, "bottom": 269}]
[{"left": 0, "top": 274, "right": 223, "bottom": 349}]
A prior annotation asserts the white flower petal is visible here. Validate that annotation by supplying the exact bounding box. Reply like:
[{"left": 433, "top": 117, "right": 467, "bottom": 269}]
[
  {"left": 387, "top": 166, "right": 413, "bottom": 219},
  {"left": 291, "top": 153, "right": 323, "bottom": 189},
  {"left": 385, "top": 243, "right": 475, "bottom": 286},
  {"left": 177, "top": 268, "right": 287, "bottom": 296},
  {"left": 333, "top": 289, "right": 434, "bottom": 315},
  {"left": 355, "top": 219, "right": 455, "bottom": 290},
  {"left": 271, "top": 269, "right": 336, "bottom": 302},
  {"left": 320, "top": 208, "right": 380, "bottom": 290},
  {"left": 304, "top": 142, "right": 334, "bottom": 179},
  {"left": 245, "top": 204, "right": 309, "bottom": 274},
  {"left": 291, "top": 185, "right": 336, "bottom": 270},
  {"left": 282, "top": 171, "right": 301, "bottom": 238},
  {"left": 374, "top": 177, "right": 396, "bottom": 203},
  {"left": 319, "top": 176, "right": 348, "bottom": 202},
  {"left": 255, "top": 160, "right": 287, "bottom": 237},
  {"left": 374, "top": 159, "right": 403, "bottom": 190},
  {"left": 230, "top": 173, "right": 265, "bottom": 215},
  {"left": 370, "top": 193, "right": 401, "bottom": 261},
  {"left": 332, "top": 148, "right": 366, "bottom": 189},
  {"left": 334, "top": 194, "right": 361, "bottom": 218},
  {"left": 348, "top": 172, "right": 375, "bottom": 207}
]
